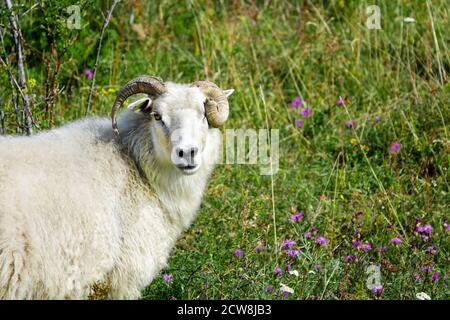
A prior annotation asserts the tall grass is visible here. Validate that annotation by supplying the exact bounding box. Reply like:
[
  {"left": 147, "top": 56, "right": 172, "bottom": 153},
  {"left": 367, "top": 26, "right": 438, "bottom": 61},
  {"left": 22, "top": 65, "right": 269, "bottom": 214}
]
[{"left": 0, "top": 1, "right": 448, "bottom": 299}]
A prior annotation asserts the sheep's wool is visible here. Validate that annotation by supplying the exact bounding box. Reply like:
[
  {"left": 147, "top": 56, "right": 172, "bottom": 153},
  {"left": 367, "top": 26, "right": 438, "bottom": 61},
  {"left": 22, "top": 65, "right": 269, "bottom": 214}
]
[{"left": 0, "top": 106, "right": 222, "bottom": 299}]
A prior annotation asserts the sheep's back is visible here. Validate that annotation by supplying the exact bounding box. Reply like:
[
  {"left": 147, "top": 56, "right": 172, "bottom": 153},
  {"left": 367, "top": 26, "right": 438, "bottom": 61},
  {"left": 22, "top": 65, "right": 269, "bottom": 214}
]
[{"left": 0, "top": 119, "right": 128, "bottom": 299}]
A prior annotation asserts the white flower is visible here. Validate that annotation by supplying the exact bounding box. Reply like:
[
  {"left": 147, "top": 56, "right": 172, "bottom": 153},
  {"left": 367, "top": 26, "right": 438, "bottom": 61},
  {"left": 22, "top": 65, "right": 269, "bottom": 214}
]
[
  {"left": 416, "top": 292, "right": 431, "bottom": 300},
  {"left": 288, "top": 270, "right": 299, "bottom": 277},
  {"left": 279, "top": 282, "right": 294, "bottom": 294},
  {"left": 403, "top": 17, "right": 416, "bottom": 23}
]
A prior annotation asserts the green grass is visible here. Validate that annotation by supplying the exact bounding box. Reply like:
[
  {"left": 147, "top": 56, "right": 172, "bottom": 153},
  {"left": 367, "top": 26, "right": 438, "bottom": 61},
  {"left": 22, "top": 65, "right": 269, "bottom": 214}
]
[{"left": 1, "top": 0, "right": 449, "bottom": 299}]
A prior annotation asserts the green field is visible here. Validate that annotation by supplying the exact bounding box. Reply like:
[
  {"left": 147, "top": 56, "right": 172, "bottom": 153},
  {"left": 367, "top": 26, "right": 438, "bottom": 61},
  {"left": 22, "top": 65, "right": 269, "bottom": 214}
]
[{"left": 0, "top": 1, "right": 448, "bottom": 299}]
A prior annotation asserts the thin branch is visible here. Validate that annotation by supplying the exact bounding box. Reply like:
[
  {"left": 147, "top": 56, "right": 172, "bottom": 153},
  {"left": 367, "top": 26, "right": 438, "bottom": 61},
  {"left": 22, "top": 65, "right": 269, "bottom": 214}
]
[
  {"left": 0, "top": 23, "right": 21, "bottom": 133},
  {"left": 4, "top": 0, "right": 33, "bottom": 135},
  {"left": 20, "top": 2, "right": 39, "bottom": 17},
  {"left": 48, "top": 59, "right": 61, "bottom": 127},
  {"left": 85, "top": 0, "right": 120, "bottom": 116},
  {"left": 0, "top": 56, "right": 39, "bottom": 130},
  {"left": 0, "top": 93, "right": 5, "bottom": 135}
]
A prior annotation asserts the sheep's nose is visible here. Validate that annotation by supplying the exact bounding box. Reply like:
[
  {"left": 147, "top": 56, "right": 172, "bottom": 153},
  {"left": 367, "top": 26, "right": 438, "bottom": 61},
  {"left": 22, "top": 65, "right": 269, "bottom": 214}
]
[{"left": 176, "top": 146, "right": 198, "bottom": 161}]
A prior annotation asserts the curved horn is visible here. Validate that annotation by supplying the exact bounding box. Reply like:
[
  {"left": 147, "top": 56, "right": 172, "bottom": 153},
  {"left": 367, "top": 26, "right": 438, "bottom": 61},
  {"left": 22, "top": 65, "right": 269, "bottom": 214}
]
[
  {"left": 111, "top": 75, "right": 166, "bottom": 136},
  {"left": 191, "top": 81, "right": 229, "bottom": 127}
]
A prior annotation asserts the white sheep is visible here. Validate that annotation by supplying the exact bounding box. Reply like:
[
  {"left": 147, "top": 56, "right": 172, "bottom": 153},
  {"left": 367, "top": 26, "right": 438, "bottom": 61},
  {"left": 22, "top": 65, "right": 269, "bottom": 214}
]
[{"left": 0, "top": 76, "right": 234, "bottom": 299}]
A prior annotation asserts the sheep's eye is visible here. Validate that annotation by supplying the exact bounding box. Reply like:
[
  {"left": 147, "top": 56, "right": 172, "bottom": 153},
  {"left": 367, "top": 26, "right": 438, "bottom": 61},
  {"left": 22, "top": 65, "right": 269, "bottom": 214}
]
[{"left": 153, "top": 113, "right": 162, "bottom": 121}]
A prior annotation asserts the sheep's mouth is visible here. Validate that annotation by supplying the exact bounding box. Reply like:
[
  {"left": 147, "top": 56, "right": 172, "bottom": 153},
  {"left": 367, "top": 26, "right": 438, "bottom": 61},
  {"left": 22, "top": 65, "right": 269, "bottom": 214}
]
[{"left": 176, "top": 164, "right": 199, "bottom": 175}]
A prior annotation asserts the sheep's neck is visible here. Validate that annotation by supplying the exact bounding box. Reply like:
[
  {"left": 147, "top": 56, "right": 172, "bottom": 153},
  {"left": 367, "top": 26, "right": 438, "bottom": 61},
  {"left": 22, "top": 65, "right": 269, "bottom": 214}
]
[{"left": 146, "top": 163, "right": 212, "bottom": 230}]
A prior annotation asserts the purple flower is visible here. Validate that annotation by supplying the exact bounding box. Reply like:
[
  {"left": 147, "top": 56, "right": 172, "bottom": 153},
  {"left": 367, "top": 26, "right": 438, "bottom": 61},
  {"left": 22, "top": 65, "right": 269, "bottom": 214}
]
[
  {"left": 163, "top": 274, "right": 173, "bottom": 283},
  {"left": 409, "top": 242, "right": 418, "bottom": 250},
  {"left": 290, "top": 212, "right": 304, "bottom": 222},
  {"left": 294, "top": 119, "right": 303, "bottom": 128},
  {"left": 286, "top": 249, "right": 300, "bottom": 258},
  {"left": 352, "top": 240, "right": 361, "bottom": 248},
  {"left": 432, "top": 272, "right": 439, "bottom": 282},
  {"left": 413, "top": 273, "right": 421, "bottom": 282},
  {"left": 344, "top": 255, "right": 354, "bottom": 263},
  {"left": 389, "top": 142, "right": 401, "bottom": 153},
  {"left": 274, "top": 267, "right": 282, "bottom": 275},
  {"left": 372, "top": 284, "right": 384, "bottom": 297},
  {"left": 420, "top": 224, "right": 433, "bottom": 234},
  {"left": 265, "top": 285, "right": 274, "bottom": 293},
  {"left": 316, "top": 236, "right": 329, "bottom": 245},
  {"left": 300, "top": 107, "right": 313, "bottom": 117},
  {"left": 290, "top": 97, "right": 303, "bottom": 108},
  {"left": 234, "top": 248, "right": 244, "bottom": 257},
  {"left": 304, "top": 232, "right": 312, "bottom": 239},
  {"left": 360, "top": 243, "right": 372, "bottom": 251},
  {"left": 415, "top": 216, "right": 422, "bottom": 225},
  {"left": 378, "top": 246, "right": 388, "bottom": 252},
  {"left": 374, "top": 116, "right": 382, "bottom": 123},
  {"left": 422, "top": 235, "right": 429, "bottom": 241},
  {"left": 420, "top": 265, "right": 432, "bottom": 273},
  {"left": 390, "top": 237, "right": 402, "bottom": 244},
  {"left": 281, "top": 290, "right": 290, "bottom": 297},
  {"left": 255, "top": 244, "right": 266, "bottom": 251},
  {"left": 387, "top": 224, "right": 392, "bottom": 230},
  {"left": 314, "top": 264, "right": 322, "bottom": 271},
  {"left": 84, "top": 68, "right": 93, "bottom": 80},
  {"left": 444, "top": 220, "right": 450, "bottom": 230},
  {"left": 337, "top": 97, "right": 344, "bottom": 106},
  {"left": 285, "top": 264, "right": 292, "bottom": 272},
  {"left": 281, "top": 239, "right": 296, "bottom": 249},
  {"left": 426, "top": 246, "right": 437, "bottom": 253},
  {"left": 311, "top": 226, "right": 318, "bottom": 233},
  {"left": 345, "top": 120, "right": 354, "bottom": 129}
]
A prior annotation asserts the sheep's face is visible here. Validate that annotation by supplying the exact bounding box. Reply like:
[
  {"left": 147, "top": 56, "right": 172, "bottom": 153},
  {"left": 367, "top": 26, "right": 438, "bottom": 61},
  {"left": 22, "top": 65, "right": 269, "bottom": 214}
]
[{"left": 140, "top": 85, "right": 233, "bottom": 175}]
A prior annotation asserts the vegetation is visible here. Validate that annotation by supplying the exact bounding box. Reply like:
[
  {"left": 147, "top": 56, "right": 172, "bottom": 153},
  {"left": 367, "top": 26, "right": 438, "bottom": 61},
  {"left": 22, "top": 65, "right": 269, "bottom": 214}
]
[{"left": 0, "top": 0, "right": 448, "bottom": 299}]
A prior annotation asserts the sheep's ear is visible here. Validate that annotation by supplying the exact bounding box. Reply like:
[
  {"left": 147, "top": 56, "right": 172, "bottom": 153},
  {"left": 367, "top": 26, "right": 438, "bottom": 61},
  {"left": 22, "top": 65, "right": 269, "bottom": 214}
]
[
  {"left": 223, "top": 89, "right": 234, "bottom": 98},
  {"left": 127, "top": 97, "right": 152, "bottom": 112}
]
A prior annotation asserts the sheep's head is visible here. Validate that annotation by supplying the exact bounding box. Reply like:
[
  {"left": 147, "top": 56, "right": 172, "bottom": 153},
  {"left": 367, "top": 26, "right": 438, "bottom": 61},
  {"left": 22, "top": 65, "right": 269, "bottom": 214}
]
[{"left": 111, "top": 75, "right": 234, "bottom": 175}]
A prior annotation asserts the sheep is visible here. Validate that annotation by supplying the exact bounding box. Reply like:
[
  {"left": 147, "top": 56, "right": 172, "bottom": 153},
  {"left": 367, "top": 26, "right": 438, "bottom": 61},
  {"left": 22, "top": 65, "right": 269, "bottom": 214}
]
[{"left": 0, "top": 75, "right": 234, "bottom": 299}]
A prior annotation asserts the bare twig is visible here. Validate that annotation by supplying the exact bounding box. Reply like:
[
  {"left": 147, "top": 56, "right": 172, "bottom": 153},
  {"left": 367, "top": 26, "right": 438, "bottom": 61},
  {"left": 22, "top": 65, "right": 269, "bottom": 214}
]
[
  {"left": 5, "top": 0, "right": 33, "bottom": 135},
  {"left": 85, "top": 0, "right": 120, "bottom": 116},
  {"left": 0, "top": 56, "right": 39, "bottom": 130},
  {"left": 0, "top": 23, "right": 21, "bottom": 133},
  {"left": 0, "top": 93, "right": 5, "bottom": 135},
  {"left": 48, "top": 59, "right": 61, "bottom": 127}
]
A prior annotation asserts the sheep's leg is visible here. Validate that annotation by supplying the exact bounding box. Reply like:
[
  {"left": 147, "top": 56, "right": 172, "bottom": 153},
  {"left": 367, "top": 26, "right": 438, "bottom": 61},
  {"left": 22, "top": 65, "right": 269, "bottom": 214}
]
[
  {"left": 0, "top": 243, "right": 29, "bottom": 299},
  {"left": 106, "top": 237, "right": 171, "bottom": 299},
  {"left": 108, "top": 275, "right": 143, "bottom": 300},
  {"left": 107, "top": 257, "right": 160, "bottom": 299},
  {"left": 88, "top": 278, "right": 113, "bottom": 300}
]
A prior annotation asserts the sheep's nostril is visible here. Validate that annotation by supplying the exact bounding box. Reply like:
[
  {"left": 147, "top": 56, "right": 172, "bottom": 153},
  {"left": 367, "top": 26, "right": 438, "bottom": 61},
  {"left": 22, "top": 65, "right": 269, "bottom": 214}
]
[
  {"left": 178, "top": 149, "right": 184, "bottom": 158},
  {"left": 190, "top": 147, "right": 198, "bottom": 158}
]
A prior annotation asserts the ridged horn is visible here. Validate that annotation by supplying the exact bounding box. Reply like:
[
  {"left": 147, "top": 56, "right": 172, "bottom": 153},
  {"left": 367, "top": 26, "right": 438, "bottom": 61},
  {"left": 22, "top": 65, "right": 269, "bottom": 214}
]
[
  {"left": 111, "top": 75, "right": 166, "bottom": 136},
  {"left": 191, "top": 80, "right": 229, "bottom": 127}
]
